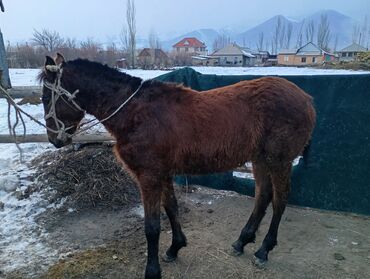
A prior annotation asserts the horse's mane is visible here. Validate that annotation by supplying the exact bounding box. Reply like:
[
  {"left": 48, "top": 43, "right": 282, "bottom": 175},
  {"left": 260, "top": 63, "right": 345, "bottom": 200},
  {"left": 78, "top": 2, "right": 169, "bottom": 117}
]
[{"left": 37, "top": 59, "right": 141, "bottom": 84}]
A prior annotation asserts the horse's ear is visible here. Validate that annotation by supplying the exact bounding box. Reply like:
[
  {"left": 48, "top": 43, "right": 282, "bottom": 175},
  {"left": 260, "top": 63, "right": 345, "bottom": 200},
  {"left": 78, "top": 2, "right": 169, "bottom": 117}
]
[
  {"left": 45, "top": 56, "right": 55, "bottom": 67},
  {"left": 55, "top": 53, "right": 66, "bottom": 66},
  {"left": 44, "top": 56, "right": 60, "bottom": 73}
]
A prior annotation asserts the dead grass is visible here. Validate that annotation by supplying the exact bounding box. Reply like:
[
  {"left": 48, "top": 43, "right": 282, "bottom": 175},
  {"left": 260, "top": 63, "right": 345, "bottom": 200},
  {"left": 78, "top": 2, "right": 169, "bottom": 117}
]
[{"left": 30, "top": 144, "right": 140, "bottom": 210}]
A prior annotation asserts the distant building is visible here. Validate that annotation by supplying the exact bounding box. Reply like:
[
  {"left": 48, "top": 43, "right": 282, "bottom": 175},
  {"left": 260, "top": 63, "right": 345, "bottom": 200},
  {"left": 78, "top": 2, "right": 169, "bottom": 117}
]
[
  {"left": 191, "top": 55, "right": 219, "bottom": 66},
  {"left": 210, "top": 43, "right": 256, "bottom": 67},
  {"left": 137, "top": 48, "right": 169, "bottom": 69},
  {"left": 172, "top": 37, "right": 207, "bottom": 55},
  {"left": 337, "top": 43, "right": 368, "bottom": 62},
  {"left": 115, "top": 58, "right": 128, "bottom": 69},
  {"left": 278, "top": 42, "right": 337, "bottom": 66}
]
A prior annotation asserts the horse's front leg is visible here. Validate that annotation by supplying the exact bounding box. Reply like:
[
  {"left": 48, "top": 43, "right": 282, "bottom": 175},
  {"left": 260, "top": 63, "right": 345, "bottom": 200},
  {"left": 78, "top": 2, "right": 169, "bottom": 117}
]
[
  {"left": 138, "top": 173, "right": 163, "bottom": 279},
  {"left": 161, "top": 178, "right": 187, "bottom": 262}
]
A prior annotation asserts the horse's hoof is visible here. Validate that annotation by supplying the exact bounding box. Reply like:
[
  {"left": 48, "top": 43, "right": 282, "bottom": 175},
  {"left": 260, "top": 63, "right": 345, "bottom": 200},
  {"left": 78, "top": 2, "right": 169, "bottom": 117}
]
[
  {"left": 145, "top": 270, "right": 161, "bottom": 279},
  {"left": 231, "top": 241, "right": 244, "bottom": 257},
  {"left": 145, "top": 272, "right": 162, "bottom": 279},
  {"left": 162, "top": 252, "right": 177, "bottom": 263},
  {"left": 252, "top": 255, "right": 267, "bottom": 269}
]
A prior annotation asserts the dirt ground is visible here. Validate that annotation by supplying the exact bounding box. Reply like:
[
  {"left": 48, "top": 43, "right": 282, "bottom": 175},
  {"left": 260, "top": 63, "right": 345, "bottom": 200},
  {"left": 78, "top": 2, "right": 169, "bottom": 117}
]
[{"left": 7, "top": 185, "right": 369, "bottom": 279}]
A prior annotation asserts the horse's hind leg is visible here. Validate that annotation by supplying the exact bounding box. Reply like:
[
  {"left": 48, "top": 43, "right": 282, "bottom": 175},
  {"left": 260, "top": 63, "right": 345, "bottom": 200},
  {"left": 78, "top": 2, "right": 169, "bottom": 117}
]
[
  {"left": 254, "top": 163, "right": 292, "bottom": 266},
  {"left": 161, "top": 179, "right": 187, "bottom": 262},
  {"left": 138, "top": 173, "right": 163, "bottom": 279},
  {"left": 232, "top": 161, "right": 273, "bottom": 255}
]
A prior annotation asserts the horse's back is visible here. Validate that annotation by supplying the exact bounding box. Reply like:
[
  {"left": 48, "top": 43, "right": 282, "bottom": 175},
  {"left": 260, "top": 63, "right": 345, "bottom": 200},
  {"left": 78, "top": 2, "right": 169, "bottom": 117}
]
[{"left": 171, "top": 77, "right": 315, "bottom": 169}]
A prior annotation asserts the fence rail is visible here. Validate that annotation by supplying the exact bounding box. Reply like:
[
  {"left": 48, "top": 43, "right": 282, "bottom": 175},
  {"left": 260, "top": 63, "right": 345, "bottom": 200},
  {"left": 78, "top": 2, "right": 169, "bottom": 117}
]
[
  {"left": 0, "top": 133, "right": 114, "bottom": 144},
  {"left": 0, "top": 86, "right": 42, "bottom": 98}
]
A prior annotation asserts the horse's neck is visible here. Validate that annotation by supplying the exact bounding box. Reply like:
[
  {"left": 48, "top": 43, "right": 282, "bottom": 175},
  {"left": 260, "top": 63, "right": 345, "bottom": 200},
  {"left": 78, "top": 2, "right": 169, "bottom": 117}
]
[
  {"left": 81, "top": 78, "right": 133, "bottom": 120},
  {"left": 76, "top": 75, "right": 139, "bottom": 131}
]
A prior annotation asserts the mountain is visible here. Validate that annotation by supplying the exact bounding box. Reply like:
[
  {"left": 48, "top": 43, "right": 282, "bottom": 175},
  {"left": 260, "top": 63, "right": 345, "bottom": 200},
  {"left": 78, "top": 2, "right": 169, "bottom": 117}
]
[
  {"left": 161, "top": 28, "right": 220, "bottom": 51},
  {"left": 303, "top": 10, "right": 354, "bottom": 49},
  {"left": 159, "top": 10, "right": 359, "bottom": 53},
  {"left": 235, "top": 10, "right": 355, "bottom": 51},
  {"left": 235, "top": 15, "right": 301, "bottom": 49}
]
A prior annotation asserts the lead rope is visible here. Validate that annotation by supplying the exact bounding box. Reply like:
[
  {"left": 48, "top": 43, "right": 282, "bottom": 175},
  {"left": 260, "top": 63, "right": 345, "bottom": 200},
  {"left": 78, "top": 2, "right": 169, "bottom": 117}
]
[
  {"left": 1, "top": 66, "right": 145, "bottom": 151},
  {"left": 72, "top": 80, "right": 144, "bottom": 136}
]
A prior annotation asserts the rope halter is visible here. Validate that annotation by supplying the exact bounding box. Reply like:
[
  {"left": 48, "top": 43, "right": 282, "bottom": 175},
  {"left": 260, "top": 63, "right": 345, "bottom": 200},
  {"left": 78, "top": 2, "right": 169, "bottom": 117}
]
[
  {"left": 42, "top": 65, "right": 145, "bottom": 140},
  {"left": 43, "top": 65, "right": 86, "bottom": 141}
]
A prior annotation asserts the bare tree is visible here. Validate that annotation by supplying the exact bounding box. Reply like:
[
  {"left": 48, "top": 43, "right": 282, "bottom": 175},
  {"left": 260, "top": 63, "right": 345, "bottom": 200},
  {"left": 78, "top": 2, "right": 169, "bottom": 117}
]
[
  {"left": 368, "top": 22, "right": 370, "bottom": 48},
  {"left": 265, "top": 40, "right": 270, "bottom": 54},
  {"left": 256, "top": 32, "right": 264, "bottom": 51},
  {"left": 296, "top": 19, "right": 305, "bottom": 48},
  {"left": 212, "top": 33, "right": 230, "bottom": 51},
  {"left": 120, "top": 27, "right": 129, "bottom": 53},
  {"left": 32, "top": 29, "right": 64, "bottom": 52},
  {"left": 125, "top": 0, "right": 136, "bottom": 68},
  {"left": 273, "top": 16, "right": 283, "bottom": 54},
  {"left": 333, "top": 35, "right": 338, "bottom": 52},
  {"left": 352, "top": 24, "right": 361, "bottom": 44},
  {"left": 285, "top": 22, "right": 293, "bottom": 49},
  {"left": 0, "top": 0, "right": 4, "bottom": 12},
  {"left": 65, "top": 37, "right": 77, "bottom": 49},
  {"left": 361, "top": 16, "right": 368, "bottom": 46},
  {"left": 279, "top": 21, "right": 286, "bottom": 50},
  {"left": 317, "top": 14, "right": 331, "bottom": 51},
  {"left": 305, "top": 20, "right": 315, "bottom": 44},
  {"left": 148, "top": 29, "right": 161, "bottom": 49},
  {"left": 80, "top": 38, "right": 102, "bottom": 61}
]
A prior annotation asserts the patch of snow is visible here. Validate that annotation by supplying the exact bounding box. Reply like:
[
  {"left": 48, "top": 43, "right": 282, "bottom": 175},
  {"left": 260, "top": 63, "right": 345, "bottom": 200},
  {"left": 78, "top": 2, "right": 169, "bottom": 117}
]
[
  {"left": 0, "top": 99, "right": 46, "bottom": 135},
  {"left": 233, "top": 171, "right": 254, "bottom": 180},
  {"left": 119, "top": 69, "right": 171, "bottom": 80},
  {"left": 10, "top": 66, "right": 370, "bottom": 88},
  {"left": 9, "top": 68, "right": 41, "bottom": 86},
  {"left": 131, "top": 205, "right": 144, "bottom": 218},
  {"left": 190, "top": 66, "right": 370, "bottom": 76},
  {"left": 0, "top": 143, "right": 58, "bottom": 275}
]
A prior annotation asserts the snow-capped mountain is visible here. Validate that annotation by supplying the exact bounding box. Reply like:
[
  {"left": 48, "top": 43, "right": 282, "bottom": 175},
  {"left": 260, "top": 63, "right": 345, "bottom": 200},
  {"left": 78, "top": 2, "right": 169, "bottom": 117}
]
[{"left": 159, "top": 10, "right": 362, "bottom": 52}]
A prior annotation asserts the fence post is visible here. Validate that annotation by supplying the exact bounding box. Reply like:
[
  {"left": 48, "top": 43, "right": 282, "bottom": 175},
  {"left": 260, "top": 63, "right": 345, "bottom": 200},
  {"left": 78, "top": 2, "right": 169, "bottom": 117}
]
[{"left": 0, "top": 30, "right": 11, "bottom": 89}]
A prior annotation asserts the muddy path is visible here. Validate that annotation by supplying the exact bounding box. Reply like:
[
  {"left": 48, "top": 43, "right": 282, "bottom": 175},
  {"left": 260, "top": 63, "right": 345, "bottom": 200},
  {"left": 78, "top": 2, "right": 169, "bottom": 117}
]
[{"left": 6, "top": 186, "right": 369, "bottom": 279}]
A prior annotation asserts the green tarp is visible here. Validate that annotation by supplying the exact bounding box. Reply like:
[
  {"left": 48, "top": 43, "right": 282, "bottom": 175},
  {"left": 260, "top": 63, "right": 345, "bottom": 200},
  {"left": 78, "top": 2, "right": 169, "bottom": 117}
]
[{"left": 156, "top": 68, "right": 370, "bottom": 215}]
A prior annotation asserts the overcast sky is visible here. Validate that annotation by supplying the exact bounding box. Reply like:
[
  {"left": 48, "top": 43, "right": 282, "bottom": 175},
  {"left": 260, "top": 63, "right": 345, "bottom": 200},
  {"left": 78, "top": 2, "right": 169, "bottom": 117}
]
[{"left": 1, "top": 0, "right": 369, "bottom": 44}]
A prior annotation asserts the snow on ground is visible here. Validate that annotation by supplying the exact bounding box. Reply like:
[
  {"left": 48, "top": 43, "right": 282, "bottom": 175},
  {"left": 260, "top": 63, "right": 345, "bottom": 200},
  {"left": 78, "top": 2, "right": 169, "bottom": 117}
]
[
  {"left": 9, "top": 69, "right": 41, "bottom": 87},
  {"left": 190, "top": 66, "right": 370, "bottom": 76},
  {"left": 0, "top": 143, "right": 57, "bottom": 274},
  {"left": 2, "top": 66, "right": 369, "bottom": 274},
  {"left": 10, "top": 66, "right": 370, "bottom": 88}
]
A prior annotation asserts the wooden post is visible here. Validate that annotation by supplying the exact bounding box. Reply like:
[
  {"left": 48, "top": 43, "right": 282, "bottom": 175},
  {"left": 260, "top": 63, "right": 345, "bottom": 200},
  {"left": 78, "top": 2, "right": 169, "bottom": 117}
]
[
  {"left": 0, "top": 133, "right": 115, "bottom": 144},
  {"left": 0, "top": 30, "right": 11, "bottom": 89}
]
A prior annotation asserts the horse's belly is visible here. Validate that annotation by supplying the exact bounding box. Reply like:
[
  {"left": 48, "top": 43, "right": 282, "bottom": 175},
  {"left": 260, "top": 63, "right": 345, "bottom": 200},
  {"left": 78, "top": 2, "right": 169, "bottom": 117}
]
[{"left": 173, "top": 149, "right": 251, "bottom": 175}]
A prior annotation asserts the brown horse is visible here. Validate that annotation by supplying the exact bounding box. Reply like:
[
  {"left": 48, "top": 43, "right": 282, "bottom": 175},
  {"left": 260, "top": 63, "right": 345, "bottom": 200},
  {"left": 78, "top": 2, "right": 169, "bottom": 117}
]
[{"left": 39, "top": 54, "right": 316, "bottom": 279}]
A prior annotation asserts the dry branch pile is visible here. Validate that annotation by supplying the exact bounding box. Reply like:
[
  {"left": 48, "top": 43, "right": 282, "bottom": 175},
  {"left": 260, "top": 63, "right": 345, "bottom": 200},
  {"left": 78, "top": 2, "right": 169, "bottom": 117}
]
[{"left": 31, "top": 144, "right": 140, "bottom": 210}]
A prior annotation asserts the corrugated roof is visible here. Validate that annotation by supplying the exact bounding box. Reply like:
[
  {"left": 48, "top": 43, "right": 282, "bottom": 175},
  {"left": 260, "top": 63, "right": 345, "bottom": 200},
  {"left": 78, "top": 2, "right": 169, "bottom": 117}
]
[
  {"left": 338, "top": 43, "right": 368, "bottom": 52},
  {"left": 279, "top": 49, "right": 298, "bottom": 54},
  {"left": 173, "top": 37, "right": 206, "bottom": 48},
  {"left": 211, "top": 43, "right": 255, "bottom": 57}
]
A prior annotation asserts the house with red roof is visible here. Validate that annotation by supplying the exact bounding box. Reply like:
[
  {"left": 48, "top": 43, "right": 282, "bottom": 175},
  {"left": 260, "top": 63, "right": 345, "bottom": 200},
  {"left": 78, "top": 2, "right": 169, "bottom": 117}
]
[{"left": 172, "top": 37, "right": 207, "bottom": 55}]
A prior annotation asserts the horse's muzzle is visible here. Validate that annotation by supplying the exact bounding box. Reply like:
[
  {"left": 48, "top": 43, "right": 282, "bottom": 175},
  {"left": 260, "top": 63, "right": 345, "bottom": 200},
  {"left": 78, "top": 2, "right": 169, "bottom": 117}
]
[{"left": 50, "top": 138, "right": 71, "bottom": 148}]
